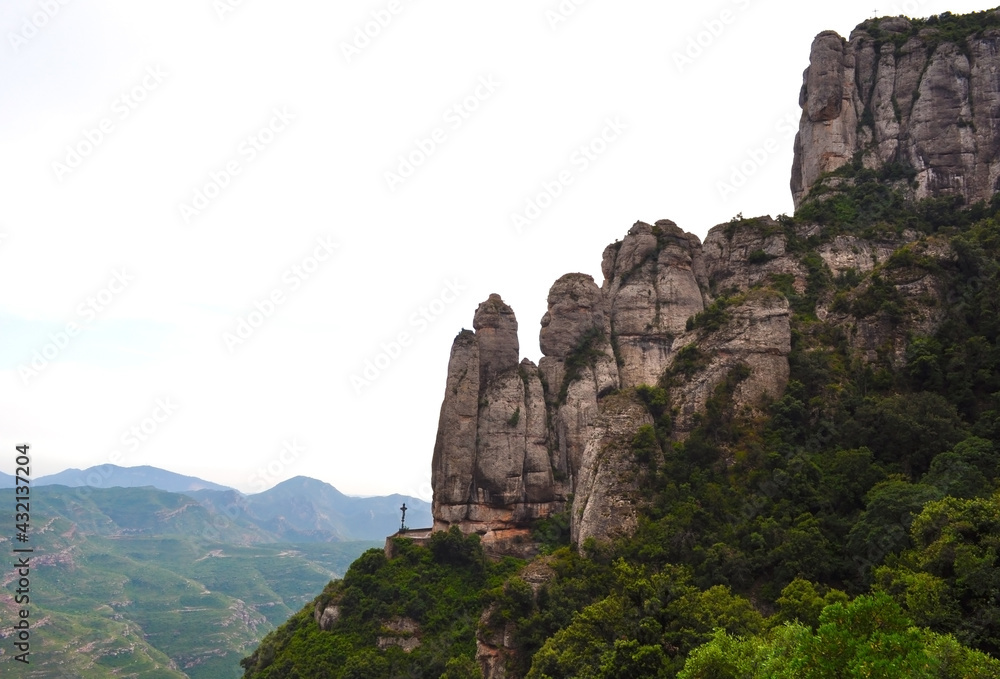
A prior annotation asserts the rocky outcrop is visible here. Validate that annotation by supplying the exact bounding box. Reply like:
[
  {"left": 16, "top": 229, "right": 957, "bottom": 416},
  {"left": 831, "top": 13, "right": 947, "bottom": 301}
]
[
  {"left": 820, "top": 237, "right": 954, "bottom": 366},
  {"left": 476, "top": 559, "right": 556, "bottom": 679},
  {"left": 792, "top": 12, "right": 1000, "bottom": 208},
  {"left": 431, "top": 217, "right": 797, "bottom": 553},
  {"left": 570, "top": 393, "right": 653, "bottom": 545},
  {"left": 602, "top": 220, "right": 708, "bottom": 388},
  {"left": 314, "top": 603, "right": 340, "bottom": 632},
  {"left": 666, "top": 292, "right": 791, "bottom": 436},
  {"left": 538, "top": 274, "right": 619, "bottom": 490},
  {"left": 376, "top": 617, "right": 420, "bottom": 652},
  {"left": 701, "top": 217, "right": 806, "bottom": 292},
  {"left": 431, "top": 297, "right": 566, "bottom": 555},
  {"left": 815, "top": 232, "right": 917, "bottom": 277},
  {"left": 474, "top": 294, "right": 520, "bottom": 387}
]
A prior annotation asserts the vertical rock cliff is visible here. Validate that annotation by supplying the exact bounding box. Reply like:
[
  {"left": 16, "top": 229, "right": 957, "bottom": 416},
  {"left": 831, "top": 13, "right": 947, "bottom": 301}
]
[
  {"left": 792, "top": 12, "right": 1000, "bottom": 208},
  {"left": 431, "top": 295, "right": 565, "bottom": 555},
  {"left": 432, "top": 11, "right": 1000, "bottom": 559},
  {"left": 431, "top": 218, "right": 796, "bottom": 553}
]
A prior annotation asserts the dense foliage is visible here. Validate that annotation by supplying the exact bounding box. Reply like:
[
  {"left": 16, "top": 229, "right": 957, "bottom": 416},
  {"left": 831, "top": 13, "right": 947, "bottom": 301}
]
[
  {"left": 242, "top": 166, "right": 1000, "bottom": 677},
  {"left": 241, "top": 528, "right": 521, "bottom": 678}
]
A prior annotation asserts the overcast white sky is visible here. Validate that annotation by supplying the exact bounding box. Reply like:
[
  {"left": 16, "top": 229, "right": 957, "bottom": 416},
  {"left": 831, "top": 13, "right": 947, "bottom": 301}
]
[{"left": 2, "top": 0, "right": 994, "bottom": 498}]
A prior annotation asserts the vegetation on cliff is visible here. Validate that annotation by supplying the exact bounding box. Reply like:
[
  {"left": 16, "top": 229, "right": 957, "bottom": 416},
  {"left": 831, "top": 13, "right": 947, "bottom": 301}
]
[
  {"left": 242, "top": 7, "right": 1000, "bottom": 675},
  {"left": 241, "top": 194, "right": 1000, "bottom": 678}
]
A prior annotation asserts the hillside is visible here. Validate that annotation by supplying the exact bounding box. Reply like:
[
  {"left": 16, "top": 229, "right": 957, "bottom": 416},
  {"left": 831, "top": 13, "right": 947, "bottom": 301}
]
[
  {"left": 239, "top": 7, "right": 1000, "bottom": 679},
  {"left": 0, "top": 478, "right": 431, "bottom": 677}
]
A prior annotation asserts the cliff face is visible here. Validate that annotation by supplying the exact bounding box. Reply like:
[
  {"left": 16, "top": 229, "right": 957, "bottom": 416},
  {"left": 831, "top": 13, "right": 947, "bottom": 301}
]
[
  {"left": 431, "top": 12, "right": 1000, "bottom": 559},
  {"left": 792, "top": 13, "right": 1000, "bottom": 208},
  {"left": 431, "top": 295, "right": 563, "bottom": 556},
  {"left": 431, "top": 219, "right": 800, "bottom": 552},
  {"left": 429, "top": 207, "right": 960, "bottom": 557},
  {"left": 246, "top": 10, "right": 1000, "bottom": 679}
]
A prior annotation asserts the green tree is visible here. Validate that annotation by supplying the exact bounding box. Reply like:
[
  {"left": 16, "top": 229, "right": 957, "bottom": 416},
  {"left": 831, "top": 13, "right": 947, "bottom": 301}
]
[
  {"left": 876, "top": 493, "right": 1000, "bottom": 654},
  {"left": 679, "top": 593, "right": 1000, "bottom": 678}
]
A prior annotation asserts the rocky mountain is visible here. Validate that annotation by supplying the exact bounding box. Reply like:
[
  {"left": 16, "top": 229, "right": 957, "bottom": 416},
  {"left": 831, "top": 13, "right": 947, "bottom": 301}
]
[
  {"left": 431, "top": 10, "right": 1000, "bottom": 560},
  {"left": 431, "top": 217, "right": 799, "bottom": 554},
  {"left": 242, "top": 8, "right": 1000, "bottom": 679},
  {"left": 791, "top": 9, "right": 1000, "bottom": 207}
]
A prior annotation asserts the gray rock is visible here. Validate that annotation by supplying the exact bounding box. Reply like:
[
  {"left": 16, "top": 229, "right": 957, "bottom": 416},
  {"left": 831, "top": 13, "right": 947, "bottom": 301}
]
[
  {"left": 793, "top": 17, "right": 1000, "bottom": 208},
  {"left": 571, "top": 393, "right": 653, "bottom": 546},
  {"left": 603, "top": 220, "right": 707, "bottom": 388},
  {"left": 473, "top": 294, "right": 519, "bottom": 387},
  {"left": 431, "top": 330, "right": 480, "bottom": 522}
]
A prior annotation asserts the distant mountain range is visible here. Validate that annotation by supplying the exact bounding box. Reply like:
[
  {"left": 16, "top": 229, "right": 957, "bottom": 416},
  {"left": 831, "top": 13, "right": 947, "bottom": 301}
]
[
  {"left": 1, "top": 464, "right": 432, "bottom": 541},
  {"left": 0, "top": 483, "right": 384, "bottom": 678},
  {"left": 0, "top": 468, "right": 433, "bottom": 677},
  {"left": 34, "top": 464, "right": 234, "bottom": 492},
  {"left": 189, "top": 476, "right": 431, "bottom": 542}
]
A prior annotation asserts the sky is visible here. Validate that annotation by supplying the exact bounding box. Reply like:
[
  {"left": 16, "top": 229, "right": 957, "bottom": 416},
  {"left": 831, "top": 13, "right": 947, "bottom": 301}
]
[{"left": 2, "top": 0, "right": 996, "bottom": 499}]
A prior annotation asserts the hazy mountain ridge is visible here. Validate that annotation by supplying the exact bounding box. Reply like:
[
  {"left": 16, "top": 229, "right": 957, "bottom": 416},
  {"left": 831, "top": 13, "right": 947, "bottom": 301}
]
[
  {"left": 33, "top": 464, "right": 234, "bottom": 492},
  {"left": 6, "top": 465, "right": 433, "bottom": 542},
  {"left": 0, "top": 476, "right": 428, "bottom": 677}
]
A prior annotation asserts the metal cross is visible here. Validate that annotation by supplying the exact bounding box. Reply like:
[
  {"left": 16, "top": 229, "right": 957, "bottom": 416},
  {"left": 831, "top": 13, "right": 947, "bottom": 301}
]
[{"left": 399, "top": 503, "right": 407, "bottom": 532}]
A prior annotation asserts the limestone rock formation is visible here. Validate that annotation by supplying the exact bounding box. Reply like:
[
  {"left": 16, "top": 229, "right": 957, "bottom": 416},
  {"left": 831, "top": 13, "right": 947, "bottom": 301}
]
[
  {"left": 376, "top": 617, "right": 421, "bottom": 652},
  {"left": 476, "top": 559, "right": 556, "bottom": 679},
  {"left": 431, "top": 217, "right": 796, "bottom": 553},
  {"left": 538, "top": 273, "right": 619, "bottom": 490},
  {"left": 701, "top": 217, "right": 805, "bottom": 292},
  {"left": 792, "top": 13, "right": 1000, "bottom": 208},
  {"left": 569, "top": 393, "right": 653, "bottom": 546},
  {"left": 666, "top": 292, "right": 791, "bottom": 436},
  {"left": 820, "top": 237, "right": 955, "bottom": 366},
  {"left": 431, "top": 297, "right": 565, "bottom": 555},
  {"left": 314, "top": 603, "right": 340, "bottom": 632},
  {"left": 430, "top": 12, "right": 1000, "bottom": 548},
  {"left": 602, "top": 220, "right": 708, "bottom": 388},
  {"left": 474, "top": 294, "right": 520, "bottom": 386}
]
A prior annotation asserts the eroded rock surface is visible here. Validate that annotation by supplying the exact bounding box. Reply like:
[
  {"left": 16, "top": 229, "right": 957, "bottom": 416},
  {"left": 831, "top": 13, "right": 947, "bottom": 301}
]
[
  {"left": 431, "top": 217, "right": 797, "bottom": 552},
  {"left": 792, "top": 15, "right": 1000, "bottom": 207},
  {"left": 431, "top": 297, "right": 566, "bottom": 552}
]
